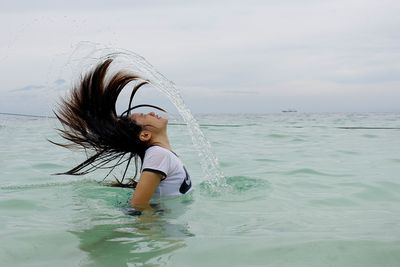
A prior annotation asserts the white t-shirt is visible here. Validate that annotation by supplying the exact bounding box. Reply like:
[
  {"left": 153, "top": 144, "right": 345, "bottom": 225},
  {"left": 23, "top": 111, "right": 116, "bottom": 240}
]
[{"left": 141, "top": 146, "right": 192, "bottom": 197}]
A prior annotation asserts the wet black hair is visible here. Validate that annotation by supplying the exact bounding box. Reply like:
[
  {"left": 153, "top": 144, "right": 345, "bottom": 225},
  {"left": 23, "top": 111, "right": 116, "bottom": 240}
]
[{"left": 51, "top": 58, "right": 166, "bottom": 187}]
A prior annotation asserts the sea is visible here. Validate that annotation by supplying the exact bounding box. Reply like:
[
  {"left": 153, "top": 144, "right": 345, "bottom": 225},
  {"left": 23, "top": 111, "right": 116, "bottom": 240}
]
[{"left": 1, "top": 112, "right": 399, "bottom": 267}]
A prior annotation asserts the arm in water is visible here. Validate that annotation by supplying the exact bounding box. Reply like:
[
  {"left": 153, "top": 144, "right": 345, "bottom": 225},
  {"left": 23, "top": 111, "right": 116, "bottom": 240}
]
[{"left": 130, "top": 171, "right": 162, "bottom": 211}]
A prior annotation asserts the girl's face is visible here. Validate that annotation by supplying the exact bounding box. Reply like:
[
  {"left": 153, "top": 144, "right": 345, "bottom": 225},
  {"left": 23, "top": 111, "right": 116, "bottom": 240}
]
[{"left": 130, "top": 112, "right": 168, "bottom": 131}]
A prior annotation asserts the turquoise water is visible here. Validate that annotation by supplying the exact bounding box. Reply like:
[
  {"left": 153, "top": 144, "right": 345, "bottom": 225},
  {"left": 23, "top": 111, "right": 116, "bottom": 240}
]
[{"left": 1, "top": 112, "right": 400, "bottom": 267}]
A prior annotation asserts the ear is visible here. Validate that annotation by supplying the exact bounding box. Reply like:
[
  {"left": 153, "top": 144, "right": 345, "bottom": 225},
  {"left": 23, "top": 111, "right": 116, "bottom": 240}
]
[{"left": 139, "top": 130, "right": 152, "bottom": 142}]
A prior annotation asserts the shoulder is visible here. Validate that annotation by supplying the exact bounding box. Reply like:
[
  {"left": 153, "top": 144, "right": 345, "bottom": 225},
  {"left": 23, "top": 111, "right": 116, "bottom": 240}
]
[
  {"left": 143, "top": 146, "right": 175, "bottom": 167},
  {"left": 145, "top": 146, "right": 173, "bottom": 159},
  {"left": 146, "top": 145, "right": 170, "bottom": 154}
]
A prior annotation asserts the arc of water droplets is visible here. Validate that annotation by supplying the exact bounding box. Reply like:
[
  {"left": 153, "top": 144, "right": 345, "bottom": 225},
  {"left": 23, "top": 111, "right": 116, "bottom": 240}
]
[{"left": 104, "top": 51, "right": 226, "bottom": 189}]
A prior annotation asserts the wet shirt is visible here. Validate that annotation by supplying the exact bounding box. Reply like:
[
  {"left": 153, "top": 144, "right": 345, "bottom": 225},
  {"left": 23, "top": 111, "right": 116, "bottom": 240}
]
[{"left": 142, "top": 146, "right": 192, "bottom": 197}]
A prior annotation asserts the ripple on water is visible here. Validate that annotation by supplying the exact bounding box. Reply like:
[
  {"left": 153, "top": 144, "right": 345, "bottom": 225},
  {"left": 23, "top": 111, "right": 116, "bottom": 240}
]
[
  {"left": 0, "top": 199, "right": 44, "bottom": 210},
  {"left": 390, "top": 158, "right": 400, "bottom": 163},
  {"left": 268, "top": 133, "right": 288, "bottom": 139},
  {"left": 362, "top": 134, "right": 378, "bottom": 138},
  {"left": 337, "top": 150, "right": 359, "bottom": 155},
  {"left": 353, "top": 183, "right": 400, "bottom": 202},
  {"left": 199, "top": 175, "right": 272, "bottom": 201},
  {"left": 0, "top": 179, "right": 100, "bottom": 191},
  {"left": 31, "top": 163, "right": 65, "bottom": 170},
  {"left": 309, "top": 197, "right": 359, "bottom": 207},
  {"left": 250, "top": 240, "right": 400, "bottom": 267},
  {"left": 254, "top": 158, "right": 282, "bottom": 163},
  {"left": 338, "top": 181, "right": 400, "bottom": 202},
  {"left": 292, "top": 138, "right": 306, "bottom": 142},
  {"left": 284, "top": 168, "right": 347, "bottom": 177}
]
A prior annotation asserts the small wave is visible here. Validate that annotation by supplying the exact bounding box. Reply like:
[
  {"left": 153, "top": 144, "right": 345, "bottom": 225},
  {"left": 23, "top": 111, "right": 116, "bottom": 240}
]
[
  {"left": 31, "top": 163, "right": 65, "bottom": 169},
  {"left": 337, "top": 150, "right": 359, "bottom": 155},
  {"left": 292, "top": 138, "right": 306, "bottom": 142},
  {"left": 255, "top": 158, "right": 282, "bottom": 163},
  {"left": 309, "top": 197, "right": 358, "bottom": 207},
  {"left": 199, "top": 175, "right": 271, "bottom": 200},
  {"left": 362, "top": 134, "right": 378, "bottom": 138},
  {"left": 0, "top": 179, "right": 100, "bottom": 191},
  {"left": 338, "top": 127, "right": 400, "bottom": 130},
  {"left": 353, "top": 183, "right": 400, "bottom": 202},
  {"left": 169, "top": 123, "right": 257, "bottom": 128},
  {"left": 0, "top": 112, "right": 52, "bottom": 119},
  {"left": 202, "top": 123, "right": 257, "bottom": 128},
  {"left": 251, "top": 240, "right": 400, "bottom": 265},
  {"left": 284, "top": 168, "right": 346, "bottom": 177},
  {"left": 268, "top": 133, "right": 288, "bottom": 139},
  {"left": 0, "top": 199, "right": 43, "bottom": 210}
]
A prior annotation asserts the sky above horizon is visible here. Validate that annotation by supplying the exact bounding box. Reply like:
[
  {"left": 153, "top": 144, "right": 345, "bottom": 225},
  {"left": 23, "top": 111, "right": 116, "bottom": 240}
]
[{"left": 0, "top": 0, "right": 399, "bottom": 115}]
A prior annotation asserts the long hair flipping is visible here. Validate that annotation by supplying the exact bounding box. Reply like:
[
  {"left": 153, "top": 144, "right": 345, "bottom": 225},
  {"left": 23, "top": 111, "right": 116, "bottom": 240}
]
[{"left": 52, "top": 58, "right": 165, "bottom": 187}]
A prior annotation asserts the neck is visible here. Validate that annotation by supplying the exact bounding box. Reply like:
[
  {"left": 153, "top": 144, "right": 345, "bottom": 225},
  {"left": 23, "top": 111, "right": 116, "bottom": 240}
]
[{"left": 149, "top": 132, "right": 171, "bottom": 150}]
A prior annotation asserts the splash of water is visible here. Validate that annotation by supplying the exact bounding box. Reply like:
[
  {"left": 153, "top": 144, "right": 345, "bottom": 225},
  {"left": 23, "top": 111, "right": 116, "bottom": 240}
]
[{"left": 60, "top": 42, "right": 226, "bottom": 190}]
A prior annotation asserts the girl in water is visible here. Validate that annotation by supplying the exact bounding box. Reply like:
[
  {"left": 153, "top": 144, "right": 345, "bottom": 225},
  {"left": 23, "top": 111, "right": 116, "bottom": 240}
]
[{"left": 53, "top": 58, "right": 192, "bottom": 212}]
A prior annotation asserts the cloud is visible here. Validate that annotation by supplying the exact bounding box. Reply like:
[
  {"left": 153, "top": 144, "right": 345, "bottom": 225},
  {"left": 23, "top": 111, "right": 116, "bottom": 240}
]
[
  {"left": 10, "top": 85, "right": 45, "bottom": 92},
  {"left": 222, "top": 90, "right": 260, "bottom": 95},
  {"left": 8, "top": 79, "right": 67, "bottom": 94},
  {"left": 0, "top": 0, "right": 399, "bottom": 114},
  {"left": 54, "top": 79, "right": 66, "bottom": 86}
]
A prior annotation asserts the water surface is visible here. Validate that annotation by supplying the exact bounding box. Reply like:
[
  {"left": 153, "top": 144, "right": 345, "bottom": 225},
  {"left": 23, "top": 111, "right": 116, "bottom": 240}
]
[{"left": 1, "top": 112, "right": 400, "bottom": 266}]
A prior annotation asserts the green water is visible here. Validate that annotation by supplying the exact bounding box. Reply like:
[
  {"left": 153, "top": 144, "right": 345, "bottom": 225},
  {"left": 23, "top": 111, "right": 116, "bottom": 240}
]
[{"left": 1, "top": 112, "right": 400, "bottom": 267}]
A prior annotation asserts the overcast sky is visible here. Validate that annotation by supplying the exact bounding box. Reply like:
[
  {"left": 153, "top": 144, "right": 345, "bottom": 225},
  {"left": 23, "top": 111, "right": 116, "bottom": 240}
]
[{"left": 0, "top": 0, "right": 399, "bottom": 115}]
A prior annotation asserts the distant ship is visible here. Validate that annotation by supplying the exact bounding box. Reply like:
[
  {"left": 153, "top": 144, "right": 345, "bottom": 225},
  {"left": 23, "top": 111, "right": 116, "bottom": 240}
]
[{"left": 282, "top": 109, "right": 297, "bottom": 113}]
